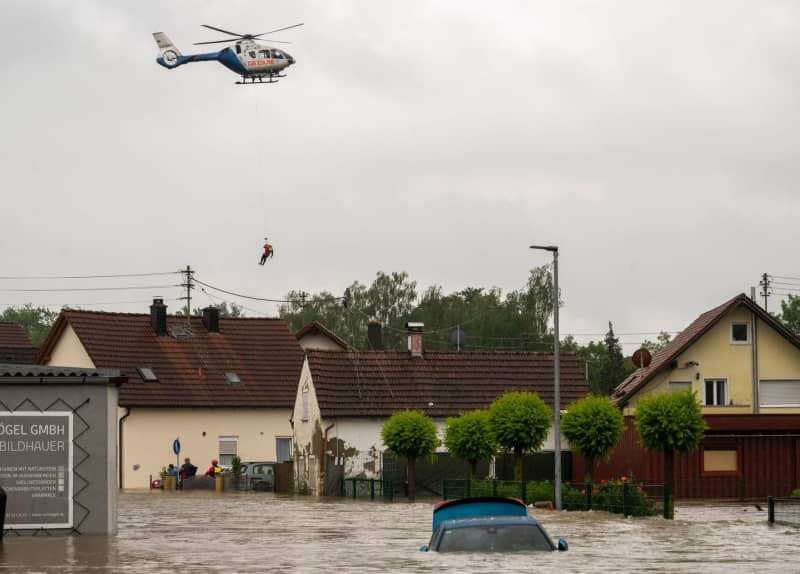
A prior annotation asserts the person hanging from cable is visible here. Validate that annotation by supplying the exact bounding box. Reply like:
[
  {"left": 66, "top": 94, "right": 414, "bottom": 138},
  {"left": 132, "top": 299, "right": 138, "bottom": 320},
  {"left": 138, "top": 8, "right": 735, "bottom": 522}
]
[{"left": 259, "top": 237, "right": 274, "bottom": 265}]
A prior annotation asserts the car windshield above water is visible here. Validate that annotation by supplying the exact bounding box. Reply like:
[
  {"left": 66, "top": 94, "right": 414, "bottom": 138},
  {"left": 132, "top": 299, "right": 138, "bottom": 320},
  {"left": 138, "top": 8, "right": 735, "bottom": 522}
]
[{"left": 436, "top": 521, "right": 554, "bottom": 552}]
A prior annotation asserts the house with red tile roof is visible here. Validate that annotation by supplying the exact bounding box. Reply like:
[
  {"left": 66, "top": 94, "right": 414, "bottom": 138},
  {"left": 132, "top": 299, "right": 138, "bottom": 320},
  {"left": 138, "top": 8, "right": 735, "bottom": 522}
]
[
  {"left": 0, "top": 321, "right": 38, "bottom": 364},
  {"left": 580, "top": 293, "right": 800, "bottom": 498},
  {"left": 292, "top": 325, "right": 589, "bottom": 495},
  {"left": 295, "top": 320, "right": 350, "bottom": 351},
  {"left": 36, "top": 299, "right": 305, "bottom": 488}
]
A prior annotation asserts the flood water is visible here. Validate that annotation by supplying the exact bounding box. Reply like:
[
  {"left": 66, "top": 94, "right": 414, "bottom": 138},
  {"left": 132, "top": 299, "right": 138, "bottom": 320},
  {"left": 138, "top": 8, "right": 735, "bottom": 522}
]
[{"left": 0, "top": 491, "right": 796, "bottom": 573}]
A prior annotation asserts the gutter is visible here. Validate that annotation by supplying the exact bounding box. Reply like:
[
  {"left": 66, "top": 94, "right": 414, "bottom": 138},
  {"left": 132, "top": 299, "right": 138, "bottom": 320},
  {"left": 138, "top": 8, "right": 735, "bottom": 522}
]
[{"left": 118, "top": 407, "right": 131, "bottom": 489}]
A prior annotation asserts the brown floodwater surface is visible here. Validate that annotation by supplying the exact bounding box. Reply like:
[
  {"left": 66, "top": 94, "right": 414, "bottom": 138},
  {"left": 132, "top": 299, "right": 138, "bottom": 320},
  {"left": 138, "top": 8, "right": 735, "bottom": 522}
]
[{"left": 0, "top": 491, "right": 796, "bottom": 573}]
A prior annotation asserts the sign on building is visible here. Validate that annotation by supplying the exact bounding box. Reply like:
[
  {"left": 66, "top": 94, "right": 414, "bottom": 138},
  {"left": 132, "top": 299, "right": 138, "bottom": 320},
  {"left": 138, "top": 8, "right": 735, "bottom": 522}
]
[{"left": 0, "top": 411, "right": 73, "bottom": 529}]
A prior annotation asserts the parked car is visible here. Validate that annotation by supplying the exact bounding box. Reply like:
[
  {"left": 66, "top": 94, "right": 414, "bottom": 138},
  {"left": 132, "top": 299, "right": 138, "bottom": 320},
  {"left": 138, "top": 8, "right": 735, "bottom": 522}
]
[
  {"left": 241, "top": 461, "right": 276, "bottom": 492},
  {"left": 420, "top": 497, "right": 568, "bottom": 553}
]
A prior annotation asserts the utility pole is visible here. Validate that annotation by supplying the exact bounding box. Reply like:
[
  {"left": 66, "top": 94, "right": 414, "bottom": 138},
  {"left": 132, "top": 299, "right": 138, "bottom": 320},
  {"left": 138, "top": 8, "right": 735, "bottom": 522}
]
[
  {"left": 179, "top": 265, "right": 194, "bottom": 327},
  {"left": 759, "top": 273, "right": 772, "bottom": 312}
]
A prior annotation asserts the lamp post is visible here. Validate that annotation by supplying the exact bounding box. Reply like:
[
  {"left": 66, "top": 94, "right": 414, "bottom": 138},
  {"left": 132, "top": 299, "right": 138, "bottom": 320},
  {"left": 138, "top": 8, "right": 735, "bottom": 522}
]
[{"left": 530, "top": 244, "right": 561, "bottom": 510}]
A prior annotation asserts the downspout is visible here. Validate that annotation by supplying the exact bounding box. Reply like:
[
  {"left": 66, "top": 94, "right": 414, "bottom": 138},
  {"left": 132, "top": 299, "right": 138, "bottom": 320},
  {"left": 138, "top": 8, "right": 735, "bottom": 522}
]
[
  {"left": 118, "top": 407, "right": 131, "bottom": 489},
  {"left": 752, "top": 310, "right": 759, "bottom": 414},
  {"left": 322, "top": 421, "right": 336, "bottom": 495}
]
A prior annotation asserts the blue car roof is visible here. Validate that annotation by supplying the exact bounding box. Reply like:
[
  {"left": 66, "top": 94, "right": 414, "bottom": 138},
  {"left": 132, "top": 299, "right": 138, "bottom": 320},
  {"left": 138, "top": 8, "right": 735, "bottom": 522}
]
[
  {"left": 440, "top": 515, "right": 538, "bottom": 530},
  {"left": 432, "top": 497, "right": 529, "bottom": 531}
]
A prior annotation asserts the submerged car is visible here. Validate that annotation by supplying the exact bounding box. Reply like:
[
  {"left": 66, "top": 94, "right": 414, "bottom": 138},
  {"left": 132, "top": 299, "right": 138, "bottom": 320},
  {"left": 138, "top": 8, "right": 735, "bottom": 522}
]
[
  {"left": 241, "top": 461, "right": 276, "bottom": 492},
  {"left": 420, "top": 497, "right": 568, "bottom": 553}
]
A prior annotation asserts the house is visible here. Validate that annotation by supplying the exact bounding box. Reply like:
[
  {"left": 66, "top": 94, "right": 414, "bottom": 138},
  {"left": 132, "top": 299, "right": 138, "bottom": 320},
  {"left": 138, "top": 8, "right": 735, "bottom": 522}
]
[
  {"left": 295, "top": 320, "right": 350, "bottom": 351},
  {"left": 581, "top": 293, "right": 800, "bottom": 498},
  {"left": 292, "top": 324, "right": 589, "bottom": 495},
  {"left": 0, "top": 321, "right": 38, "bottom": 364},
  {"left": 36, "top": 299, "right": 305, "bottom": 488}
]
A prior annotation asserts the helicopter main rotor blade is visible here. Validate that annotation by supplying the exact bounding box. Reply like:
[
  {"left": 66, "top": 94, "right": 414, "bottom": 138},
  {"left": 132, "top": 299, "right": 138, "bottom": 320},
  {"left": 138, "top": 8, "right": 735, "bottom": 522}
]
[
  {"left": 194, "top": 38, "right": 239, "bottom": 45},
  {"left": 253, "top": 22, "right": 304, "bottom": 37},
  {"left": 262, "top": 39, "right": 292, "bottom": 44},
  {"left": 201, "top": 24, "right": 245, "bottom": 37}
]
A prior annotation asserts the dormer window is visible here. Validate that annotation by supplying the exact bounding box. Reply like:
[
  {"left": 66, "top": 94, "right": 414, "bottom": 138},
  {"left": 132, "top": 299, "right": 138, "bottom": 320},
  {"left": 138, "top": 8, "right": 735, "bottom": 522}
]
[
  {"left": 137, "top": 367, "right": 158, "bottom": 382},
  {"left": 731, "top": 322, "right": 750, "bottom": 344},
  {"left": 225, "top": 372, "right": 241, "bottom": 385}
]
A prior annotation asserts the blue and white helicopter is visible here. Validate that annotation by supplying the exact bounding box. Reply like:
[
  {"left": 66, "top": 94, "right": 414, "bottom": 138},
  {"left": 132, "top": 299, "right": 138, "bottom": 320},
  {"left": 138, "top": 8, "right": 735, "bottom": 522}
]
[{"left": 153, "top": 24, "right": 303, "bottom": 84}]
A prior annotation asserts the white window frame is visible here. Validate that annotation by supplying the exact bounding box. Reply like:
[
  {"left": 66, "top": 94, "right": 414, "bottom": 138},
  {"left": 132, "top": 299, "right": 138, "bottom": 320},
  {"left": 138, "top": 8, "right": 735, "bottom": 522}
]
[
  {"left": 218, "top": 435, "right": 239, "bottom": 467},
  {"left": 759, "top": 379, "right": 800, "bottom": 407},
  {"left": 730, "top": 321, "right": 751, "bottom": 345},
  {"left": 704, "top": 379, "right": 728, "bottom": 406},
  {"left": 302, "top": 383, "right": 309, "bottom": 422}
]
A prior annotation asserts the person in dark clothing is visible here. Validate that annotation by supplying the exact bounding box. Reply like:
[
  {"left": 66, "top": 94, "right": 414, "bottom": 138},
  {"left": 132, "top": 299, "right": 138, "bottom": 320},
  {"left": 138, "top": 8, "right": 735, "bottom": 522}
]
[
  {"left": 259, "top": 238, "right": 274, "bottom": 265},
  {"left": 180, "top": 457, "right": 198, "bottom": 479}
]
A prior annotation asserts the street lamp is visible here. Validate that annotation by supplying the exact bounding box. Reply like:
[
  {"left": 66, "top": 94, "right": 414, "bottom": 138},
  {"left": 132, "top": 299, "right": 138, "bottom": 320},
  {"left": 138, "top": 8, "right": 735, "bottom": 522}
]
[{"left": 530, "top": 244, "right": 561, "bottom": 511}]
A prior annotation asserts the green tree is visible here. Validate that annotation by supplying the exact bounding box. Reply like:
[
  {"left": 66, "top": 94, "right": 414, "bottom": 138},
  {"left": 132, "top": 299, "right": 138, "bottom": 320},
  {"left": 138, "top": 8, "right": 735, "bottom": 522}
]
[
  {"left": 363, "top": 271, "right": 417, "bottom": 349},
  {"left": 595, "top": 322, "right": 630, "bottom": 396},
  {"left": 381, "top": 410, "right": 439, "bottom": 500},
  {"left": 778, "top": 295, "right": 800, "bottom": 335},
  {"left": 561, "top": 396, "right": 625, "bottom": 482},
  {"left": 444, "top": 410, "right": 496, "bottom": 479},
  {"left": 488, "top": 391, "right": 552, "bottom": 482},
  {"left": 0, "top": 304, "right": 58, "bottom": 347},
  {"left": 640, "top": 331, "right": 672, "bottom": 355},
  {"left": 634, "top": 389, "right": 707, "bottom": 518},
  {"left": 180, "top": 301, "right": 246, "bottom": 318}
]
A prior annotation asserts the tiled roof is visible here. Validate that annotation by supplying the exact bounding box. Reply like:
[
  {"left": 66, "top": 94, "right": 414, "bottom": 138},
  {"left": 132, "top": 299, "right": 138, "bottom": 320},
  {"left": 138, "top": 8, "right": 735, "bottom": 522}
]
[
  {"left": 306, "top": 350, "right": 589, "bottom": 418},
  {"left": 0, "top": 322, "right": 35, "bottom": 347},
  {"left": 611, "top": 293, "right": 800, "bottom": 406},
  {"left": 295, "top": 320, "right": 350, "bottom": 350},
  {"left": 37, "top": 311, "right": 305, "bottom": 407},
  {"left": 0, "top": 363, "right": 122, "bottom": 380}
]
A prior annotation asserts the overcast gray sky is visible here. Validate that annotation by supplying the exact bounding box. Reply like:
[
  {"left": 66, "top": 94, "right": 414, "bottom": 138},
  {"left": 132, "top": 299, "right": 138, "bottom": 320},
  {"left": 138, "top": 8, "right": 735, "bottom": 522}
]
[{"left": 1, "top": 0, "right": 798, "bottom": 351}]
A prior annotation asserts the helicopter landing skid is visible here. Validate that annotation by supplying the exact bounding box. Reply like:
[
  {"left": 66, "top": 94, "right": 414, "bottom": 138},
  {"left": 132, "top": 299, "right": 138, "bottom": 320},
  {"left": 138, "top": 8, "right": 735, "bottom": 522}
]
[{"left": 236, "top": 74, "right": 287, "bottom": 85}]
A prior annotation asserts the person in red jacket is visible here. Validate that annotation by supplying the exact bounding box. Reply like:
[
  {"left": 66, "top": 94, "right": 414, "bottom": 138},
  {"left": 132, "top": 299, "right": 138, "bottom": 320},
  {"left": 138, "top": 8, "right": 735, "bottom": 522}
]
[
  {"left": 259, "top": 238, "right": 274, "bottom": 265},
  {"left": 204, "top": 459, "right": 222, "bottom": 478}
]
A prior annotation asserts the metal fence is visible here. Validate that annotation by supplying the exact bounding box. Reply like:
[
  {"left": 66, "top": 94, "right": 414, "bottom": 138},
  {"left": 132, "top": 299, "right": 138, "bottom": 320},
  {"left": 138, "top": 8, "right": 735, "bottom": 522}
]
[
  {"left": 767, "top": 497, "right": 800, "bottom": 525},
  {"left": 339, "top": 478, "right": 403, "bottom": 501},
  {"left": 443, "top": 479, "right": 669, "bottom": 519}
]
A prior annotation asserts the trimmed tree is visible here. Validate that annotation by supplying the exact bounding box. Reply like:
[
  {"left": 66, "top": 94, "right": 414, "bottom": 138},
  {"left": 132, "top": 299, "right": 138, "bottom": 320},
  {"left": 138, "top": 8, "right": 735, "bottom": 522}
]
[
  {"left": 634, "top": 389, "right": 707, "bottom": 518},
  {"left": 444, "top": 410, "right": 496, "bottom": 479},
  {"left": 561, "top": 395, "right": 625, "bottom": 482},
  {"left": 381, "top": 410, "right": 439, "bottom": 500},
  {"left": 488, "top": 391, "right": 552, "bottom": 482}
]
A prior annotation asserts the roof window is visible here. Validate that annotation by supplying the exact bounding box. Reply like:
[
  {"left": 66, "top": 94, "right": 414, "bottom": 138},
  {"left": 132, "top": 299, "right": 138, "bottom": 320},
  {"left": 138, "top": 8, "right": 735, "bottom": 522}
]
[
  {"left": 225, "top": 372, "right": 241, "bottom": 385},
  {"left": 137, "top": 367, "right": 158, "bottom": 382}
]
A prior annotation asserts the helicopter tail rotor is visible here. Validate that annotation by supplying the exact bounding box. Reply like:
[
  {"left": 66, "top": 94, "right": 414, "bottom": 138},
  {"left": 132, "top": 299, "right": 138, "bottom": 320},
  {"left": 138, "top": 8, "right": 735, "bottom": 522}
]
[{"left": 153, "top": 32, "right": 183, "bottom": 68}]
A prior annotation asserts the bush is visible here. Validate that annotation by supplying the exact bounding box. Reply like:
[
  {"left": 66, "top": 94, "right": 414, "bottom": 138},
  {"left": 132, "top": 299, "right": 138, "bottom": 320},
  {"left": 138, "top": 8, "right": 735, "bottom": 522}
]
[
  {"left": 590, "top": 477, "right": 661, "bottom": 517},
  {"left": 791, "top": 488, "right": 800, "bottom": 498}
]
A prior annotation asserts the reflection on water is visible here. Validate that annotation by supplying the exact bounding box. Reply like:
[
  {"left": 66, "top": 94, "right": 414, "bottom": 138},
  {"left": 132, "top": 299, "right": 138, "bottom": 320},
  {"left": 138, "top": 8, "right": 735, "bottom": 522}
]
[{"left": 0, "top": 491, "right": 796, "bottom": 573}]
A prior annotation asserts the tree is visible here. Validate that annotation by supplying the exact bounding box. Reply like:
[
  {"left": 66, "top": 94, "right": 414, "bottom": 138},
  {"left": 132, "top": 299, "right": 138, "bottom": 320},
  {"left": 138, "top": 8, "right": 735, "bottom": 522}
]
[
  {"left": 363, "top": 271, "right": 418, "bottom": 349},
  {"left": 0, "top": 304, "right": 58, "bottom": 347},
  {"left": 778, "top": 295, "right": 800, "bottom": 335},
  {"left": 444, "top": 410, "right": 496, "bottom": 479},
  {"left": 595, "top": 322, "right": 630, "bottom": 396},
  {"left": 561, "top": 396, "right": 625, "bottom": 482},
  {"left": 634, "top": 389, "right": 707, "bottom": 518},
  {"left": 488, "top": 391, "right": 552, "bottom": 482},
  {"left": 381, "top": 410, "right": 439, "bottom": 500},
  {"left": 179, "top": 301, "right": 246, "bottom": 318},
  {"left": 640, "top": 331, "right": 672, "bottom": 355}
]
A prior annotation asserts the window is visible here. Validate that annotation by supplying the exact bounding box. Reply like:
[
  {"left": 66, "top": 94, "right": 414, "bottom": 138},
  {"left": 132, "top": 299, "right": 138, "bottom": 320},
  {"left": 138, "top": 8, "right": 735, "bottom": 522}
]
[
  {"left": 302, "top": 384, "right": 309, "bottom": 422},
  {"left": 704, "top": 379, "right": 727, "bottom": 406},
  {"left": 760, "top": 380, "right": 800, "bottom": 407},
  {"left": 276, "top": 437, "right": 293, "bottom": 462},
  {"left": 218, "top": 436, "right": 239, "bottom": 467},
  {"left": 224, "top": 372, "right": 241, "bottom": 385},
  {"left": 703, "top": 449, "right": 738, "bottom": 474},
  {"left": 668, "top": 381, "right": 691, "bottom": 393},
  {"left": 731, "top": 322, "right": 750, "bottom": 344},
  {"left": 136, "top": 367, "right": 158, "bottom": 382},
  {"left": 236, "top": 44, "right": 242, "bottom": 54}
]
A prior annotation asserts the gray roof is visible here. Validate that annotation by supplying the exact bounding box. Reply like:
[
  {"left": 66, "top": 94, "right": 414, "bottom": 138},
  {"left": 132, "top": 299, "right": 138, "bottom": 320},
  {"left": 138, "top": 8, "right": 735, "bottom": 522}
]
[{"left": 0, "top": 363, "right": 123, "bottom": 380}]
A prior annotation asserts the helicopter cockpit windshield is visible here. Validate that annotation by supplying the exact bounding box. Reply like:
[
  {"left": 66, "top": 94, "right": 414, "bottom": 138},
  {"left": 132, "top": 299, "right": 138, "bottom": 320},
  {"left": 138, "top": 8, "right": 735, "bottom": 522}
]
[{"left": 258, "top": 49, "right": 286, "bottom": 59}]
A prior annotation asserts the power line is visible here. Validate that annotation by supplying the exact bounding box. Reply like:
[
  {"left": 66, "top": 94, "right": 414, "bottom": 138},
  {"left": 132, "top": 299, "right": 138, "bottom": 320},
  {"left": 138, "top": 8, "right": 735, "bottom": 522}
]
[
  {"left": 0, "top": 285, "right": 177, "bottom": 293},
  {"left": 772, "top": 275, "right": 800, "bottom": 282},
  {"left": 0, "top": 298, "right": 177, "bottom": 307},
  {"left": 0, "top": 271, "right": 181, "bottom": 280}
]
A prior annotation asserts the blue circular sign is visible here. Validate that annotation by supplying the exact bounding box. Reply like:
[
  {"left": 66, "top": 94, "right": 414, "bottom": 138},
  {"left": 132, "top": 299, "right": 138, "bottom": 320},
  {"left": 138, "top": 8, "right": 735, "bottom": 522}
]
[{"left": 173, "top": 438, "right": 181, "bottom": 455}]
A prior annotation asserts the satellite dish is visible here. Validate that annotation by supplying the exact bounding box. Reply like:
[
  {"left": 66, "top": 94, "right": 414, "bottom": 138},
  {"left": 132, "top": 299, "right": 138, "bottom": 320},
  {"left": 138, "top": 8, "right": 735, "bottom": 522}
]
[
  {"left": 632, "top": 348, "right": 652, "bottom": 369},
  {"left": 449, "top": 328, "right": 468, "bottom": 350}
]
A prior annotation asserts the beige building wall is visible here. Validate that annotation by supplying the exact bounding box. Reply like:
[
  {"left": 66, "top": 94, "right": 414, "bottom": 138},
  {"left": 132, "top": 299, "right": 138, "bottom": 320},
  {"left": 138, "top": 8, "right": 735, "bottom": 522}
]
[
  {"left": 298, "top": 333, "right": 344, "bottom": 351},
  {"left": 292, "top": 359, "right": 323, "bottom": 493},
  {"left": 625, "top": 306, "right": 800, "bottom": 415},
  {"left": 120, "top": 407, "right": 292, "bottom": 488},
  {"left": 46, "top": 324, "right": 95, "bottom": 368}
]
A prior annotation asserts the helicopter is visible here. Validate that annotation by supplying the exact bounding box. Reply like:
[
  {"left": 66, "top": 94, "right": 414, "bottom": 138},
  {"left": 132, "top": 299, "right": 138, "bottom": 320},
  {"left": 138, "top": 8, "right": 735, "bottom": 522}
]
[{"left": 152, "top": 23, "right": 303, "bottom": 84}]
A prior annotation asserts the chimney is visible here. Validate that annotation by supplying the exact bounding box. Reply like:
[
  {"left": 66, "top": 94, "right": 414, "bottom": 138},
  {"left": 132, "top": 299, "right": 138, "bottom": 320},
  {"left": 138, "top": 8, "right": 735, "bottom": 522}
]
[
  {"left": 202, "top": 306, "right": 220, "bottom": 333},
  {"left": 367, "top": 321, "right": 383, "bottom": 350},
  {"left": 150, "top": 298, "right": 167, "bottom": 336},
  {"left": 406, "top": 322, "right": 424, "bottom": 358}
]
